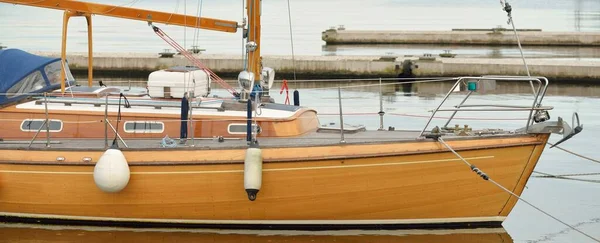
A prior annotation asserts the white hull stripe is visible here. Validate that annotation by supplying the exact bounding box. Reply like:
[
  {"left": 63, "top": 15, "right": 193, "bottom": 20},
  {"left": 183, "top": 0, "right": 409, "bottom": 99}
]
[
  {"left": 0, "top": 212, "right": 506, "bottom": 225},
  {"left": 0, "top": 156, "right": 494, "bottom": 175}
]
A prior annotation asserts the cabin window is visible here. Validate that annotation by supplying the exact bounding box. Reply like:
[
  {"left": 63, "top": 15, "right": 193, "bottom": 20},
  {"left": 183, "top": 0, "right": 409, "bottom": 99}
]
[
  {"left": 124, "top": 121, "right": 164, "bottom": 133},
  {"left": 7, "top": 71, "right": 45, "bottom": 98},
  {"left": 227, "top": 123, "right": 261, "bottom": 135},
  {"left": 45, "top": 61, "right": 74, "bottom": 85},
  {"left": 20, "top": 119, "right": 63, "bottom": 132}
]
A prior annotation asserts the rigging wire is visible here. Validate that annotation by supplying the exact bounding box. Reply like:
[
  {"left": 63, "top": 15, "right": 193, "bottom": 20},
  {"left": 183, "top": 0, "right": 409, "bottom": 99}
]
[
  {"left": 286, "top": 0, "right": 297, "bottom": 81},
  {"left": 246, "top": 0, "right": 255, "bottom": 72},
  {"left": 193, "top": 0, "right": 204, "bottom": 49},
  {"left": 166, "top": 0, "right": 181, "bottom": 25},
  {"left": 98, "top": 0, "right": 142, "bottom": 14},
  {"left": 242, "top": 0, "right": 246, "bottom": 70},
  {"left": 499, "top": 0, "right": 536, "bottom": 96},
  {"left": 252, "top": 0, "right": 256, "bottom": 60},
  {"left": 184, "top": 0, "right": 187, "bottom": 51}
]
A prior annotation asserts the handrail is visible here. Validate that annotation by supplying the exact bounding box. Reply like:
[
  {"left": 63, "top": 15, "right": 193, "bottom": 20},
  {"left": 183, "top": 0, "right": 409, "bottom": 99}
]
[
  {"left": 436, "top": 107, "right": 553, "bottom": 112},
  {"left": 35, "top": 98, "right": 225, "bottom": 111},
  {"left": 419, "top": 76, "right": 549, "bottom": 137}
]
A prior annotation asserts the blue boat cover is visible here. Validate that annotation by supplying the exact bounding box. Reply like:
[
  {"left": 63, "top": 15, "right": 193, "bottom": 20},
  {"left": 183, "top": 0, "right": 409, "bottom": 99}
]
[{"left": 0, "top": 49, "right": 63, "bottom": 105}]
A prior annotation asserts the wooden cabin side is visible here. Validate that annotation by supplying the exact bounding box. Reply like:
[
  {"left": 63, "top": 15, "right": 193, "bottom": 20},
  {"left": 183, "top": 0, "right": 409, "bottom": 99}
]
[{"left": 0, "top": 102, "right": 319, "bottom": 140}]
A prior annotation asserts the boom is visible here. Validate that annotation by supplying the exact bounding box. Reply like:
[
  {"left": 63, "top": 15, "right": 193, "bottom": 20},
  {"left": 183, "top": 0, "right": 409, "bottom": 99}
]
[{"left": 0, "top": 0, "right": 238, "bottom": 32}]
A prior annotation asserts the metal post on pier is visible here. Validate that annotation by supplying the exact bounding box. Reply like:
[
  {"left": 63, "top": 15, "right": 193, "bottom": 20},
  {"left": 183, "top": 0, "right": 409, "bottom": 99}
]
[
  {"left": 338, "top": 86, "right": 346, "bottom": 144},
  {"left": 44, "top": 92, "right": 51, "bottom": 148},
  {"left": 104, "top": 95, "right": 108, "bottom": 149},
  {"left": 378, "top": 78, "right": 385, "bottom": 131}
]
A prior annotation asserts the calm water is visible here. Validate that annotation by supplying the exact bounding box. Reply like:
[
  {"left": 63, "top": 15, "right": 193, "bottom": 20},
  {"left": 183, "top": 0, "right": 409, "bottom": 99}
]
[
  {"left": 0, "top": 0, "right": 599, "bottom": 57},
  {"left": 0, "top": 226, "right": 514, "bottom": 243},
  {"left": 1, "top": 0, "right": 600, "bottom": 242},
  {"left": 2, "top": 81, "right": 600, "bottom": 242}
]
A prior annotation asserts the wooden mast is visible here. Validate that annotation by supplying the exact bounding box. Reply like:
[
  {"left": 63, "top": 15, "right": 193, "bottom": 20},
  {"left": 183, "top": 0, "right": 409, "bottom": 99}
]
[{"left": 247, "top": 0, "right": 262, "bottom": 81}]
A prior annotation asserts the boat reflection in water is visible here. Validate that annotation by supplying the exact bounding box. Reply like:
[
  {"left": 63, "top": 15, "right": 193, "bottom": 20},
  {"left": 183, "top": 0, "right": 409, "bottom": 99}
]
[{"left": 0, "top": 223, "right": 513, "bottom": 243}]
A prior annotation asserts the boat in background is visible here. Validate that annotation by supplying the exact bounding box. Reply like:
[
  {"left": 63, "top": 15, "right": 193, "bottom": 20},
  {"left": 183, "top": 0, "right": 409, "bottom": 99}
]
[{"left": 0, "top": 0, "right": 584, "bottom": 230}]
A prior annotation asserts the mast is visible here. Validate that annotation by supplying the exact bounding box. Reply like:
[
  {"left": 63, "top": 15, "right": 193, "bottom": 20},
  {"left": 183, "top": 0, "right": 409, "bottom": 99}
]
[{"left": 247, "top": 0, "right": 262, "bottom": 82}]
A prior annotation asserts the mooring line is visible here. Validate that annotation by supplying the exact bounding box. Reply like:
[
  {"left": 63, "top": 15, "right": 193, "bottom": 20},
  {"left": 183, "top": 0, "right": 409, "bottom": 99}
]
[
  {"left": 534, "top": 172, "right": 600, "bottom": 177},
  {"left": 532, "top": 171, "right": 600, "bottom": 184},
  {"left": 548, "top": 142, "right": 600, "bottom": 165},
  {"left": 437, "top": 137, "right": 600, "bottom": 243}
]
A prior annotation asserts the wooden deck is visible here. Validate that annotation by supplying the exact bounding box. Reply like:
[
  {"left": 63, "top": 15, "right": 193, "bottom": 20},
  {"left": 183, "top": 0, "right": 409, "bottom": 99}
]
[{"left": 0, "top": 129, "right": 503, "bottom": 151}]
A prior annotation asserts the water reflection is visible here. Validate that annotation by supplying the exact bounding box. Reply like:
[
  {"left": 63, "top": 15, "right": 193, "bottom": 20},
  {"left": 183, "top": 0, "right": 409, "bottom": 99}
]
[{"left": 0, "top": 224, "right": 513, "bottom": 243}]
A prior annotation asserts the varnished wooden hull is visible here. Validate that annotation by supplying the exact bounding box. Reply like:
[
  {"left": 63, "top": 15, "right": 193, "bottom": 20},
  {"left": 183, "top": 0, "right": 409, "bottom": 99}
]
[{"left": 0, "top": 134, "right": 548, "bottom": 229}]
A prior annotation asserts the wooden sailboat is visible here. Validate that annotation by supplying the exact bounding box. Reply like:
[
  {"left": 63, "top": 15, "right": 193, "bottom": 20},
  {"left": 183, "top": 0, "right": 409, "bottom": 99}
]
[{"left": 0, "top": 0, "right": 583, "bottom": 230}]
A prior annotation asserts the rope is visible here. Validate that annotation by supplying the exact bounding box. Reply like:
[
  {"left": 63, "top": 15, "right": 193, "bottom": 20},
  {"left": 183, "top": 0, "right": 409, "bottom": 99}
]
[
  {"left": 286, "top": 0, "right": 297, "bottom": 81},
  {"left": 437, "top": 137, "right": 600, "bottom": 243},
  {"left": 548, "top": 142, "right": 600, "bottom": 164},
  {"left": 111, "top": 93, "right": 130, "bottom": 147},
  {"left": 532, "top": 171, "right": 600, "bottom": 184},
  {"left": 535, "top": 172, "right": 600, "bottom": 177},
  {"left": 160, "top": 135, "right": 178, "bottom": 148},
  {"left": 151, "top": 25, "right": 239, "bottom": 96}
]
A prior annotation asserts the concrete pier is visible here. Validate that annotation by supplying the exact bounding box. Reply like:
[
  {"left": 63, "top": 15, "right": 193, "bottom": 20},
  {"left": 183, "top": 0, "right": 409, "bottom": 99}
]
[
  {"left": 36, "top": 52, "right": 600, "bottom": 83},
  {"left": 322, "top": 29, "right": 600, "bottom": 46}
]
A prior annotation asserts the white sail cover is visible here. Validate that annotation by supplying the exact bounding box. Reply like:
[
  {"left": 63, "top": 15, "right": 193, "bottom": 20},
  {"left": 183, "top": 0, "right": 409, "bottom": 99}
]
[{"left": 148, "top": 66, "right": 211, "bottom": 98}]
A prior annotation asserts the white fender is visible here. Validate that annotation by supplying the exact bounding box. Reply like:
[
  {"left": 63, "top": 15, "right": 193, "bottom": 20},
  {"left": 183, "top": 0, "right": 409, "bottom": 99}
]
[
  {"left": 93, "top": 149, "right": 130, "bottom": 193},
  {"left": 244, "top": 146, "right": 263, "bottom": 201}
]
